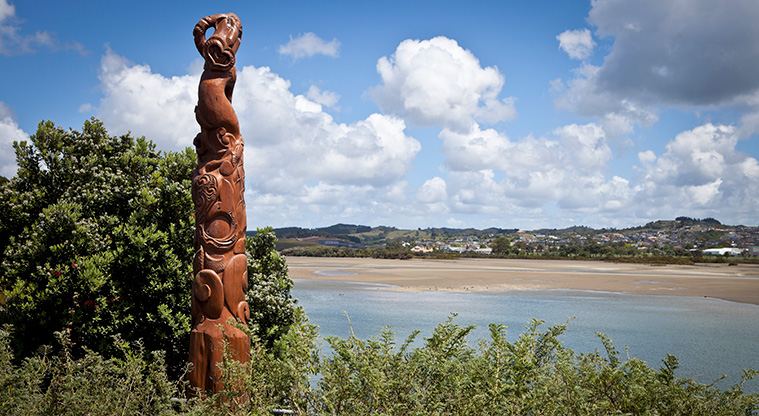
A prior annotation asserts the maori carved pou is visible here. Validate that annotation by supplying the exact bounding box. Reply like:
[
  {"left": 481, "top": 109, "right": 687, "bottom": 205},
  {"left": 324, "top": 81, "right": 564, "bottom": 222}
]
[{"left": 188, "top": 13, "right": 250, "bottom": 394}]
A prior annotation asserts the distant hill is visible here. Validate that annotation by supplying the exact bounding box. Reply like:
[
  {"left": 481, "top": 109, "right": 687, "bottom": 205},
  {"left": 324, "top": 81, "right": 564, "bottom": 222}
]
[
  {"left": 626, "top": 217, "right": 723, "bottom": 232},
  {"left": 249, "top": 225, "right": 519, "bottom": 246},
  {"left": 530, "top": 225, "right": 595, "bottom": 236},
  {"left": 243, "top": 217, "right": 744, "bottom": 249}
]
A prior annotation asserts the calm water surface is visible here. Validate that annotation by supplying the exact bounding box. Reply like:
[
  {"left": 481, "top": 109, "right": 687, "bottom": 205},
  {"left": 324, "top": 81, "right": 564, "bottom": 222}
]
[{"left": 293, "top": 279, "right": 759, "bottom": 392}]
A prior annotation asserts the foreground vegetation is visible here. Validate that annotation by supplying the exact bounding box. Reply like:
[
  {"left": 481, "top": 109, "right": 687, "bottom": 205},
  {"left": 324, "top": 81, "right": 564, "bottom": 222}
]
[
  {"left": 1, "top": 120, "right": 757, "bottom": 414},
  {"left": 2, "top": 316, "right": 756, "bottom": 415}
]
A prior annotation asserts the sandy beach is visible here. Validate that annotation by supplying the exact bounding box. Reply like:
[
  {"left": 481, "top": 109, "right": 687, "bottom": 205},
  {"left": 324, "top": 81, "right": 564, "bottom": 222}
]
[{"left": 286, "top": 256, "right": 759, "bottom": 305}]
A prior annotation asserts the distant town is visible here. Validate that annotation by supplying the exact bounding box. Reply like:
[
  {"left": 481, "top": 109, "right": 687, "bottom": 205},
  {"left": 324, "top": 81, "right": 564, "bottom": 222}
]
[{"left": 256, "top": 217, "right": 759, "bottom": 261}]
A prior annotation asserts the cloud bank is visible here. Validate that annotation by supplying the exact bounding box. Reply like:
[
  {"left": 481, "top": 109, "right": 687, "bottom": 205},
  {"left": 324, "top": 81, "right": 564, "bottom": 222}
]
[
  {"left": 558, "top": 0, "right": 759, "bottom": 118},
  {"left": 96, "top": 49, "right": 421, "bottom": 227},
  {"left": 89, "top": 4, "right": 759, "bottom": 229}
]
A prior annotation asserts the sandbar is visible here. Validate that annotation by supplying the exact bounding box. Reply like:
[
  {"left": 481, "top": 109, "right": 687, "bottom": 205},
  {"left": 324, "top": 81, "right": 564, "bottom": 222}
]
[{"left": 286, "top": 256, "right": 759, "bottom": 305}]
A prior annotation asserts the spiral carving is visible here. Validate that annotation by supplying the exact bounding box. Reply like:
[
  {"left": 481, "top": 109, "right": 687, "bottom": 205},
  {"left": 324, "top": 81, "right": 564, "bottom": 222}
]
[
  {"left": 193, "top": 269, "right": 223, "bottom": 319},
  {"left": 192, "top": 173, "right": 217, "bottom": 219},
  {"left": 193, "top": 14, "right": 242, "bottom": 72}
]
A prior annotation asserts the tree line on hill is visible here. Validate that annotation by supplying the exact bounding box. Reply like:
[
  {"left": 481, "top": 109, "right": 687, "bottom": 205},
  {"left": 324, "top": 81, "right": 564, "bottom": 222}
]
[{"left": 262, "top": 217, "right": 731, "bottom": 246}]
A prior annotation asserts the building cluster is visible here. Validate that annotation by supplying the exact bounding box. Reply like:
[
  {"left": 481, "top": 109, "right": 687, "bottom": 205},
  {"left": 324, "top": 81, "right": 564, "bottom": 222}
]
[
  {"left": 407, "top": 224, "right": 759, "bottom": 257},
  {"left": 409, "top": 237, "right": 493, "bottom": 255}
]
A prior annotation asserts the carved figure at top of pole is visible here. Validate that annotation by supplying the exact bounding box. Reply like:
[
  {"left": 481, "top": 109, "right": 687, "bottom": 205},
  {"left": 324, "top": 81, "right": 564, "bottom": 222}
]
[
  {"left": 193, "top": 13, "right": 243, "bottom": 174},
  {"left": 194, "top": 13, "right": 242, "bottom": 72},
  {"left": 188, "top": 12, "right": 250, "bottom": 395}
]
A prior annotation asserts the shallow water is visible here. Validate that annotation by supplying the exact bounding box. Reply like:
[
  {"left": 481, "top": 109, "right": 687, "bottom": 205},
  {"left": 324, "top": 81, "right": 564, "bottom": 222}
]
[{"left": 293, "top": 279, "right": 759, "bottom": 392}]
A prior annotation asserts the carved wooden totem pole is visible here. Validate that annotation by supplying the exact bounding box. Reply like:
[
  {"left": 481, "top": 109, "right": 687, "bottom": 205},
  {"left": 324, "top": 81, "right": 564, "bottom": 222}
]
[{"left": 188, "top": 13, "right": 250, "bottom": 394}]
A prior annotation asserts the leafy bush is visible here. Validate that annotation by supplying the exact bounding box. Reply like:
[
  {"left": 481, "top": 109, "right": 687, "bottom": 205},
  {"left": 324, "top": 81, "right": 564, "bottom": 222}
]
[
  {"left": 0, "top": 120, "right": 302, "bottom": 380},
  {"left": 0, "top": 313, "right": 319, "bottom": 416},
  {"left": 0, "top": 326, "right": 178, "bottom": 415},
  {"left": 0, "top": 119, "right": 195, "bottom": 376},
  {"left": 246, "top": 228, "right": 299, "bottom": 349},
  {"left": 312, "top": 316, "right": 757, "bottom": 415}
]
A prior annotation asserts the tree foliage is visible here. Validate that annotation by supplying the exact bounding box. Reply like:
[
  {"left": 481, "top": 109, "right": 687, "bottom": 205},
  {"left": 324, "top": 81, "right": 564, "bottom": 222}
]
[
  {"left": 0, "top": 119, "right": 196, "bottom": 374},
  {"left": 0, "top": 118, "right": 303, "bottom": 378},
  {"left": 489, "top": 236, "right": 511, "bottom": 254},
  {"left": 246, "top": 227, "right": 298, "bottom": 348}
]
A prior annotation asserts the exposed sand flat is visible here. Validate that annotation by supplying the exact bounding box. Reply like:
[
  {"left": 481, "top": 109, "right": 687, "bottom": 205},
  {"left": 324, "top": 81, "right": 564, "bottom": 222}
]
[{"left": 286, "top": 257, "right": 759, "bottom": 305}]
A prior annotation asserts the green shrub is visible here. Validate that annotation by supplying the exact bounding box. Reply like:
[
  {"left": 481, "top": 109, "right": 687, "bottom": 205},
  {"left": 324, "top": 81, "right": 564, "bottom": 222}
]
[
  {"left": 0, "top": 119, "right": 195, "bottom": 377},
  {"left": 312, "top": 316, "right": 757, "bottom": 415},
  {"left": 1, "top": 315, "right": 756, "bottom": 415},
  {"left": 246, "top": 228, "right": 299, "bottom": 349},
  {"left": 0, "top": 120, "right": 304, "bottom": 380},
  {"left": 0, "top": 326, "right": 178, "bottom": 415}
]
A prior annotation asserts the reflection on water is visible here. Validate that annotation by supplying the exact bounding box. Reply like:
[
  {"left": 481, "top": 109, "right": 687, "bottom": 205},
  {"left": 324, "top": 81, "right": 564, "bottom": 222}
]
[{"left": 293, "top": 279, "right": 759, "bottom": 392}]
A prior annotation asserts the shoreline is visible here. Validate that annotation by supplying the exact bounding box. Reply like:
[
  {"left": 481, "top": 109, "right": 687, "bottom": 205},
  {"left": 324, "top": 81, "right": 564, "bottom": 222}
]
[{"left": 286, "top": 256, "right": 759, "bottom": 306}]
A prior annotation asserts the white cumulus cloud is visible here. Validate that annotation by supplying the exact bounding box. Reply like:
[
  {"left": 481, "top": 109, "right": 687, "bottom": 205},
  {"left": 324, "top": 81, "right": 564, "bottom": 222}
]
[
  {"left": 440, "top": 122, "right": 611, "bottom": 175},
  {"left": 635, "top": 123, "right": 759, "bottom": 221},
  {"left": 278, "top": 32, "right": 340, "bottom": 60},
  {"left": 371, "top": 36, "right": 516, "bottom": 132},
  {"left": 416, "top": 176, "right": 447, "bottom": 203},
  {"left": 436, "top": 121, "right": 631, "bottom": 215},
  {"left": 556, "top": 28, "right": 595, "bottom": 60},
  {"left": 97, "top": 48, "right": 198, "bottom": 150},
  {"left": 433, "top": 118, "right": 759, "bottom": 225},
  {"left": 238, "top": 67, "right": 420, "bottom": 190}
]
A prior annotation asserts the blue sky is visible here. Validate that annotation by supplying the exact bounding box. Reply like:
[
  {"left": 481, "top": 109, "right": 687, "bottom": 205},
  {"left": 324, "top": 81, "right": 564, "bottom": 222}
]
[{"left": 1, "top": 0, "right": 758, "bottom": 230}]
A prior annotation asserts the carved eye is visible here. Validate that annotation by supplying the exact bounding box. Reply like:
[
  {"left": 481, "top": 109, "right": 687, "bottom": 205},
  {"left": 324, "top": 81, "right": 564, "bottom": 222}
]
[{"left": 206, "top": 215, "right": 232, "bottom": 240}]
